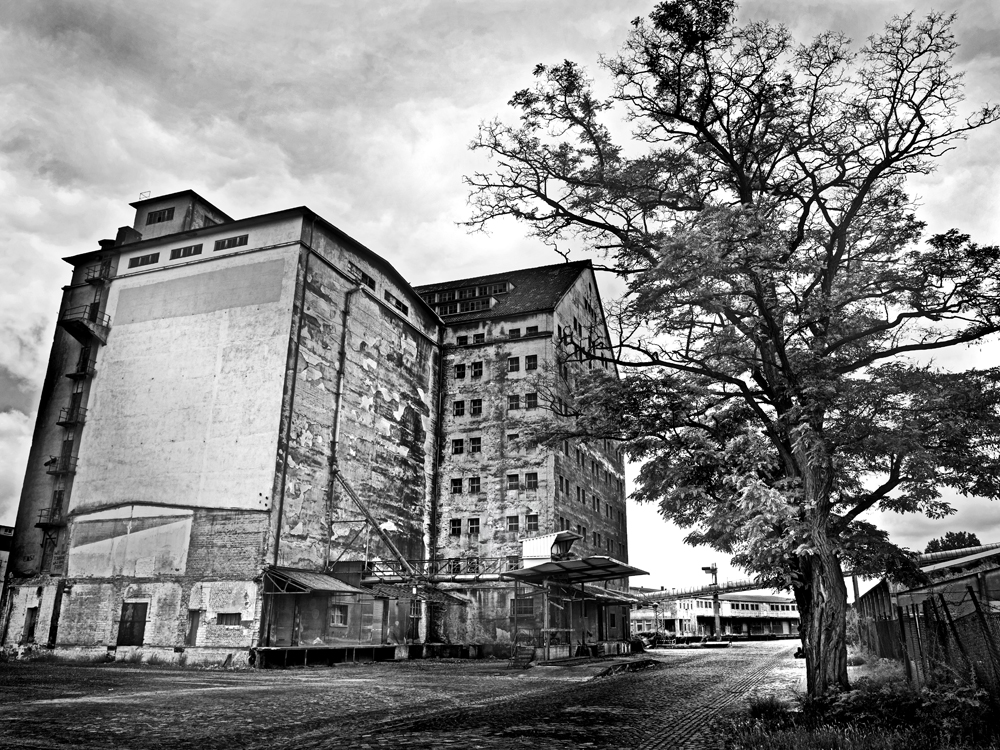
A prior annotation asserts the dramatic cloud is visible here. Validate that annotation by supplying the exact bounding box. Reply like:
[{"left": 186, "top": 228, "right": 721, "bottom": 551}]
[{"left": 1, "top": 1, "right": 998, "bottom": 584}]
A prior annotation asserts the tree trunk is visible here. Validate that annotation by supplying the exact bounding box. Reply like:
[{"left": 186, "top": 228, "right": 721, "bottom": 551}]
[{"left": 796, "top": 533, "right": 850, "bottom": 696}]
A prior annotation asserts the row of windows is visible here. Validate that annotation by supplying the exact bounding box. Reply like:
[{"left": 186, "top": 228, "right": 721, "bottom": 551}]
[
  {"left": 454, "top": 355, "right": 538, "bottom": 379},
  {"left": 126, "top": 235, "right": 248, "bottom": 269},
  {"left": 145, "top": 207, "right": 174, "bottom": 225},
  {"left": 449, "top": 515, "right": 539, "bottom": 536},
  {"left": 384, "top": 290, "right": 409, "bottom": 316},
  {"left": 453, "top": 325, "right": 540, "bottom": 346},
  {"left": 453, "top": 399, "right": 482, "bottom": 417},
  {"left": 507, "top": 392, "right": 538, "bottom": 410},
  {"left": 422, "top": 282, "right": 508, "bottom": 305},
  {"left": 450, "top": 473, "right": 539, "bottom": 493}
]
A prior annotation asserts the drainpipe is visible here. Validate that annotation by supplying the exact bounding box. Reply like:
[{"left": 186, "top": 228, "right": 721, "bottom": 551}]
[
  {"left": 273, "top": 250, "right": 311, "bottom": 566},
  {"left": 425, "top": 328, "right": 446, "bottom": 641},
  {"left": 324, "top": 281, "right": 363, "bottom": 569}
]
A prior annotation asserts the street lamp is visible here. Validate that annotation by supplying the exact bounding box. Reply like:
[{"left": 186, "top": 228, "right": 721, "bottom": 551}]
[{"left": 702, "top": 564, "right": 721, "bottom": 638}]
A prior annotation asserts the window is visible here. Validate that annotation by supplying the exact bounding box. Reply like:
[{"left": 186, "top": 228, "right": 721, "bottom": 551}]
[
  {"left": 455, "top": 364, "right": 466, "bottom": 379},
  {"left": 453, "top": 400, "right": 465, "bottom": 417},
  {"left": 525, "top": 392, "right": 538, "bottom": 409},
  {"left": 348, "top": 261, "right": 376, "bottom": 290},
  {"left": 511, "top": 598, "right": 534, "bottom": 617},
  {"left": 471, "top": 399, "right": 483, "bottom": 416},
  {"left": 507, "top": 516, "right": 520, "bottom": 532},
  {"left": 145, "top": 207, "right": 174, "bottom": 225},
  {"left": 459, "top": 287, "right": 477, "bottom": 300},
  {"left": 128, "top": 252, "right": 159, "bottom": 269},
  {"left": 468, "top": 518, "right": 480, "bottom": 536},
  {"left": 469, "top": 476, "right": 481, "bottom": 493},
  {"left": 508, "top": 394, "right": 520, "bottom": 411},
  {"left": 526, "top": 514, "right": 539, "bottom": 532},
  {"left": 507, "top": 433, "right": 519, "bottom": 443},
  {"left": 384, "top": 290, "right": 409, "bottom": 315},
  {"left": 330, "top": 605, "right": 349, "bottom": 626},
  {"left": 214, "top": 234, "right": 248, "bottom": 251},
  {"left": 526, "top": 326, "right": 538, "bottom": 335},
  {"left": 525, "top": 473, "right": 538, "bottom": 490},
  {"left": 169, "top": 243, "right": 202, "bottom": 260},
  {"left": 509, "top": 328, "right": 521, "bottom": 338},
  {"left": 456, "top": 336, "right": 468, "bottom": 346},
  {"left": 473, "top": 333, "right": 485, "bottom": 344},
  {"left": 471, "top": 361, "right": 483, "bottom": 378},
  {"left": 470, "top": 437, "right": 482, "bottom": 453},
  {"left": 507, "top": 474, "right": 519, "bottom": 491},
  {"left": 525, "top": 355, "right": 537, "bottom": 371},
  {"left": 217, "top": 612, "right": 242, "bottom": 626},
  {"left": 451, "top": 478, "right": 463, "bottom": 494},
  {"left": 450, "top": 519, "right": 462, "bottom": 536},
  {"left": 508, "top": 357, "right": 520, "bottom": 372},
  {"left": 452, "top": 439, "right": 464, "bottom": 454},
  {"left": 507, "top": 555, "right": 521, "bottom": 571}
]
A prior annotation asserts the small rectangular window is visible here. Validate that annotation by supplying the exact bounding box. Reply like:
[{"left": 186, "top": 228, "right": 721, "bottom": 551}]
[
  {"left": 145, "top": 207, "right": 175, "bottom": 225},
  {"left": 469, "top": 476, "right": 481, "bottom": 493},
  {"left": 526, "top": 514, "right": 539, "bottom": 532},
  {"left": 468, "top": 518, "right": 480, "bottom": 536},
  {"left": 169, "top": 244, "right": 202, "bottom": 260},
  {"left": 525, "top": 472, "right": 538, "bottom": 490},
  {"left": 508, "top": 394, "right": 520, "bottom": 411},
  {"left": 473, "top": 333, "right": 485, "bottom": 344},
  {"left": 525, "top": 392, "right": 538, "bottom": 409},
  {"left": 507, "top": 433, "right": 519, "bottom": 444},
  {"left": 348, "top": 262, "right": 376, "bottom": 290},
  {"left": 508, "top": 357, "right": 520, "bottom": 372},
  {"left": 453, "top": 400, "right": 465, "bottom": 417},
  {"left": 455, "top": 364, "right": 466, "bottom": 379},
  {"left": 330, "top": 604, "right": 349, "bottom": 626},
  {"left": 214, "top": 234, "right": 248, "bottom": 251},
  {"left": 216, "top": 612, "right": 241, "bottom": 626},
  {"left": 383, "top": 290, "right": 409, "bottom": 315},
  {"left": 451, "top": 478, "right": 463, "bottom": 494},
  {"left": 450, "top": 519, "right": 462, "bottom": 536},
  {"left": 511, "top": 598, "right": 534, "bottom": 617},
  {"left": 507, "top": 474, "right": 519, "bottom": 491},
  {"left": 508, "top": 328, "right": 521, "bottom": 338},
  {"left": 525, "top": 326, "right": 538, "bottom": 335},
  {"left": 471, "top": 361, "right": 483, "bottom": 378},
  {"left": 128, "top": 253, "right": 159, "bottom": 269},
  {"left": 506, "top": 516, "right": 520, "bottom": 532},
  {"left": 456, "top": 336, "right": 468, "bottom": 346},
  {"left": 525, "top": 355, "right": 537, "bottom": 371},
  {"left": 471, "top": 399, "right": 483, "bottom": 416},
  {"left": 452, "top": 439, "right": 464, "bottom": 454},
  {"left": 470, "top": 437, "right": 482, "bottom": 453}
]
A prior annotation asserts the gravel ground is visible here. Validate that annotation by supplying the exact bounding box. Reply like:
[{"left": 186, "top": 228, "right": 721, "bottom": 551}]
[{"left": 0, "top": 641, "right": 802, "bottom": 749}]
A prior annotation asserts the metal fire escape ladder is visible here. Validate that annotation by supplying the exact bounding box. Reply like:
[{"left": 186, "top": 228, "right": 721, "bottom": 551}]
[{"left": 331, "top": 467, "right": 419, "bottom": 580}]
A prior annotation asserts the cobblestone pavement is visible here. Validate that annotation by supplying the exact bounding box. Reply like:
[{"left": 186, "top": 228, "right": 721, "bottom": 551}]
[{"left": 0, "top": 641, "right": 800, "bottom": 749}]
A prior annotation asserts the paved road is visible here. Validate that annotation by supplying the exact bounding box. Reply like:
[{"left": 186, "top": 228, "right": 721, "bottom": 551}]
[{"left": 0, "top": 641, "right": 800, "bottom": 749}]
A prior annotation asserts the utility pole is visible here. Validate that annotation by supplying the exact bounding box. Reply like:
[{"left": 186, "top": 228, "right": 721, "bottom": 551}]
[{"left": 702, "top": 564, "right": 720, "bottom": 638}]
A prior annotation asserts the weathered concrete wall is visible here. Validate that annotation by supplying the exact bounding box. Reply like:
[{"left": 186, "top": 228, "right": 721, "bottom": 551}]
[{"left": 275, "top": 227, "right": 440, "bottom": 571}]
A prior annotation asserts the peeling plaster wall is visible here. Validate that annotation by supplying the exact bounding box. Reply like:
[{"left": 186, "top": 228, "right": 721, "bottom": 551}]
[{"left": 275, "top": 226, "right": 440, "bottom": 571}]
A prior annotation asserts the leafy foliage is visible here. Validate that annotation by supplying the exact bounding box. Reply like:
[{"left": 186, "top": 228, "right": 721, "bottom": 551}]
[{"left": 926, "top": 531, "right": 982, "bottom": 554}]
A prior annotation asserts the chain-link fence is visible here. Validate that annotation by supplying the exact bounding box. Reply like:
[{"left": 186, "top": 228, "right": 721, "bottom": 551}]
[{"left": 858, "top": 569, "right": 1000, "bottom": 700}]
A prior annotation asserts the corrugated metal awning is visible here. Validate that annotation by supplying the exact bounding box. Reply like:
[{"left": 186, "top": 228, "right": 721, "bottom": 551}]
[
  {"left": 505, "top": 556, "right": 647, "bottom": 585},
  {"left": 368, "top": 582, "right": 471, "bottom": 606},
  {"left": 266, "top": 567, "right": 370, "bottom": 595}
]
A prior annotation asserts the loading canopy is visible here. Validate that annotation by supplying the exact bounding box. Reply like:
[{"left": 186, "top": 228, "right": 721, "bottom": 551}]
[
  {"left": 505, "top": 556, "right": 647, "bottom": 585},
  {"left": 265, "top": 567, "right": 371, "bottom": 595}
]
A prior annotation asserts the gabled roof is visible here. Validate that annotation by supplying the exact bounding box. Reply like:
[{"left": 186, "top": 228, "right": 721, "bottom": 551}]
[{"left": 414, "top": 259, "right": 592, "bottom": 324}]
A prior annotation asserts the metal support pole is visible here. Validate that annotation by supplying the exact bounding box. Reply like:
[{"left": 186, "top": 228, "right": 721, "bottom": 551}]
[{"left": 543, "top": 579, "right": 550, "bottom": 662}]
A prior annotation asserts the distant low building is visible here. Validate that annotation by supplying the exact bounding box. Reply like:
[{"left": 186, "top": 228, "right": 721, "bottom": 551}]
[{"left": 631, "top": 591, "right": 799, "bottom": 637}]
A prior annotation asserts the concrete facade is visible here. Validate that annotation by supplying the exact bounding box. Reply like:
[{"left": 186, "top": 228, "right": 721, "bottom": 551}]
[
  {"left": 1, "top": 190, "right": 630, "bottom": 662},
  {"left": 632, "top": 593, "right": 800, "bottom": 637}
]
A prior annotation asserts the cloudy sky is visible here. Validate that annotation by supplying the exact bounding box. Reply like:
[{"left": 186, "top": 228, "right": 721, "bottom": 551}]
[{"left": 2, "top": 0, "right": 998, "bottom": 593}]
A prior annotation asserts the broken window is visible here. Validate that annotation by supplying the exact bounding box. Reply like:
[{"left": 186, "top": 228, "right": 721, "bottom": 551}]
[
  {"left": 452, "top": 439, "right": 464, "bottom": 454},
  {"left": 349, "top": 262, "right": 376, "bottom": 290},
  {"left": 22, "top": 607, "right": 38, "bottom": 644},
  {"left": 471, "top": 361, "right": 483, "bottom": 378},
  {"left": 383, "top": 290, "right": 409, "bottom": 316},
  {"left": 451, "top": 478, "right": 463, "bottom": 494},
  {"left": 507, "top": 474, "right": 519, "bottom": 491},
  {"left": 525, "top": 355, "right": 537, "bottom": 371},
  {"left": 456, "top": 335, "right": 468, "bottom": 346},
  {"left": 526, "top": 515, "right": 539, "bottom": 532},
  {"left": 455, "top": 363, "right": 466, "bottom": 379},
  {"left": 508, "top": 357, "right": 520, "bottom": 372},
  {"left": 473, "top": 333, "right": 485, "bottom": 344},
  {"left": 453, "top": 400, "right": 465, "bottom": 417}
]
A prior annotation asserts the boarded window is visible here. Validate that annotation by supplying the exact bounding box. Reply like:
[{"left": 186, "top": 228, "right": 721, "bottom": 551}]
[{"left": 117, "top": 602, "right": 148, "bottom": 646}]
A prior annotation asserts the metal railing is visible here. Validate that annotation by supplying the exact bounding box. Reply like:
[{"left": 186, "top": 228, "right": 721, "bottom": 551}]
[
  {"left": 45, "top": 455, "right": 78, "bottom": 475},
  {"left": 84, "top": 263, "right": 112, "bottom": 283},
  {"left": 56, "top": 405, "right": 88, "bottom": 426},
  {"left": 36, "top": 506, "right": 65, "bottom": 526},
  {"left": 365, "top": 557, "right": 515, "bottom": 580},
  {"left": 61, "top": 303, "right": 110, "bottom": 329}
]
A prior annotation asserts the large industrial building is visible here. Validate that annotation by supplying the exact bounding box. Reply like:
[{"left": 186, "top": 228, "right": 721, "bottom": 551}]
[{"left": 0, "top": 190, "right": 639, "bottom": 664}]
